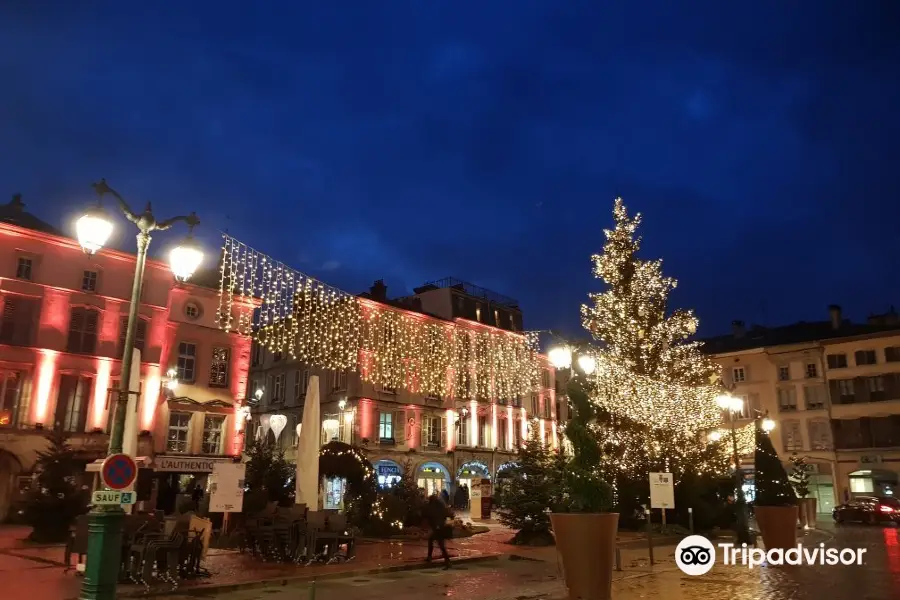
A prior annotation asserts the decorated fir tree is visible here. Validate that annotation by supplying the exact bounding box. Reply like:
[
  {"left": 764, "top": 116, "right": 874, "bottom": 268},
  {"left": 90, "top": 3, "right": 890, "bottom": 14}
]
[
  {"left": 390, "top": 459, "right": 426, "bottom": 526},
  {"left": 581, "top": 198, "right": 718, "bottom": 386},
  {"left": 496, "top": 426, "right": 560, "bottom": 544},
  {"left": 754, "top": 423, "right": 796, "bottom": 506},
  {"left": 788, "top": 454, "right": 810, "bottom": 498},
  {"left": 242, "top": 438, "right": 294, "bottom": 513},
  {"left": 23, "top": 430, "right": 90, "bottom": 542},
  {"left": 575, "top": 198, "right": 728, "bottom": 503}
]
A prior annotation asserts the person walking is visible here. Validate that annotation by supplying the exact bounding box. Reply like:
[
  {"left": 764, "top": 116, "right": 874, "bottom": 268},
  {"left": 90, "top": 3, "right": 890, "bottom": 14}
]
[{"left": 423, "top": 493, "right": 452, "bottom": 568}]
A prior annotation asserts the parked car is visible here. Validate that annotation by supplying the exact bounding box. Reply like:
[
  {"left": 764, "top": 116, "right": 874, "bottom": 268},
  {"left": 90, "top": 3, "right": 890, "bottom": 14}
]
[{"left": 833, "top": 496, "right": 900, "bottom": 525}]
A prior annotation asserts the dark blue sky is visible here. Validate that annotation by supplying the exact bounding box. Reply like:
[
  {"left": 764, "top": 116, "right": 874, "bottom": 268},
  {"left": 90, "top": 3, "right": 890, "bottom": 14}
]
[{"left": 3, "top": 2, "right": 899, "bottom": 337}]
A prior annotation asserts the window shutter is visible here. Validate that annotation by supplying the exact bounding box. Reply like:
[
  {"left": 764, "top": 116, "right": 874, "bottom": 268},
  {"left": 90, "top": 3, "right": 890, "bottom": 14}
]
[
  {"left": 440, "top": 417, "right": 446, "bottom": 448},
  {"left": 748, "top": 393, "right": 760, "bottom": 413},
  {"left": 394, "top": 410, "right": 406, "bottom": 442}
]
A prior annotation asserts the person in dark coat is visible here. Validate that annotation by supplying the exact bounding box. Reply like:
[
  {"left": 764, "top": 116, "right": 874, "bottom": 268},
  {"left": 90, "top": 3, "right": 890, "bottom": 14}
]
[
  {"left": 453, "top": 485, "right": 465, "bottom": 510},
  {"left": 462, "top": 484, "right": 470, "bottom": 510},
  {"left": 423, "top": 494, "right": 452, "bottom": 568},
  {"left": 440, "top": 488, "right": 450, "bottom": 506}
]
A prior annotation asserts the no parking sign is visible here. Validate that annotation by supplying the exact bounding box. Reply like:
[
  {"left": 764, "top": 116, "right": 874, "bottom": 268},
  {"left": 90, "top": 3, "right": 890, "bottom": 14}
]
[{"left": 101, "top": 453, "right": 137, "bottom": 491}]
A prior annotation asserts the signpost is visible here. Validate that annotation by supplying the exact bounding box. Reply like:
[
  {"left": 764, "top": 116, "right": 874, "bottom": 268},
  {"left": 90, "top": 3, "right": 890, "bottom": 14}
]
[
  {"left": 92, "top": 491, "right": 136, "bottom": 506},
  {"left": 100, "top": 454, "right": 137, "bottom": 491},
  {"left": 649, "top": 472, "right": 675, "bottom": 526}
]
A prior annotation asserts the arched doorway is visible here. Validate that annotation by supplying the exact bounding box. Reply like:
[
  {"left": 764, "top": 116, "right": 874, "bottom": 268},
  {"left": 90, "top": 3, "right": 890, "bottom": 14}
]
[
  {"left": 0, "top": 450, "right": 23, "bottom": 522},
  {"left": 417, "top": 462, "right": 450, "bottom": 497},
  {"left": 374, "top": 460, "right": 402, "bottom": 489},
  {"left": 457, "top": 461, "right": 490, "bottom": 491},
  {"left": 849, "top": 469, "right": 899, "bottom": 498}
]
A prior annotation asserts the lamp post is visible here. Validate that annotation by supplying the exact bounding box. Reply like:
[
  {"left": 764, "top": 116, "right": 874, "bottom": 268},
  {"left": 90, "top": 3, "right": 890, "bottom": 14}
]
[{"left": 77, "top": 180, "right": 203, "bottom": 600}]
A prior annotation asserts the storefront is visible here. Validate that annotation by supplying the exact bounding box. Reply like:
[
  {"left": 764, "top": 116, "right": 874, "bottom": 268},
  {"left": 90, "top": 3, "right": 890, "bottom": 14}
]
[
  {"left": 849, "top": 469, "right": 898, "bottom": 499},
  {"left": 147, "top": 455, "right": 234, "bottom": 514},
  {"left": 374, "top": 460, "right": 402, "bottom": 489},
  {"left": 457, "top": 461, "right": 490, "bottom": 491},
  {"left": 417, "top": 462, "right": 450, "bottom": 496},
  {"left": 324, "top": 477, "right": 345, "bottom": 510}
]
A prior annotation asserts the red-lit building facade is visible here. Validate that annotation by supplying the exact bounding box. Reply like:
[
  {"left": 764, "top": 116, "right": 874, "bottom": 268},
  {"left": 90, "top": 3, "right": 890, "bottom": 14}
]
[
  {"left": 0, "top": 195, "right": 255, "bottom": 520},
  {"left": 250, "top": 279, "right": 563, "bottom": 507}
]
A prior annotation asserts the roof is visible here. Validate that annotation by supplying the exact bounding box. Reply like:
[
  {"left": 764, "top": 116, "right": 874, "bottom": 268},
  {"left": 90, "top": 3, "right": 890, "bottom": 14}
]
[
  {"left": 700, "top": 317, "right": 900, "bottom": 355},
  {"left": 0, "top": 194, "right": 63, "bottom": 236},
  {"left": 413, "top": 276, "right": 520, "bottom": 308}
]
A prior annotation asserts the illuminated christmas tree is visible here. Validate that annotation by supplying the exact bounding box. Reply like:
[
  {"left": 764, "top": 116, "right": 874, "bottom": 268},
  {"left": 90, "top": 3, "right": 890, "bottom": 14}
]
[
  {"left": 575, "top": 198, "right": 728, "bottom": 509},
  {"left": 755, "top": 424, "right": 796, "bottom": 506}
]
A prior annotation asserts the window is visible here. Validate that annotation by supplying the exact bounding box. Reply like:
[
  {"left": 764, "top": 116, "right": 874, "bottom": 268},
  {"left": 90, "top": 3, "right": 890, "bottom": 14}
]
[
  {"left": 732, "top": 367, "right": 746, "bottom": 383},
  {"left": 777, "top": 366, "right": 790, "bottom": 381},
  {"left": 0, "top": 295, "right": 39, "bottom": 346},
  {"left": 478, "top": 415, "right": 490, "bottom": 447},
  {"left": 273, "top": 351, "right": 283, "bottom": 362},
  {"left": 543, "top": 399, "right": 551, "bottom": 418},
  {"left": 0, "top": 371, "right": 27, "bottom": 427},
  {"left": 805, "top": 363, "right": 818, "bottom": 378},
  {"left": 55, "top": 375, "right": 92, "bottom": 432},
  {"left": 498, "top": 419, "right": 508, "bottom": 449},
  {"left": 184, "top": 302, "right": 201, "bottom": 319},
  {"left": 781, "top": 420, "right": 803, "bottom": 452},
  {"left": 885, "top": 347, "right": 900, "bottom": 363},
  {"left": 294, "top": 369, "right": 309, "bottom": 401},
  {"left": 176, "top": 342, "right": 197, "bottom": 382},
  {"left": 855, "top": 350, "right": 877, "bottom": 366},
  {"left": 252, "top": 345, "right": 263, "bottom": 366},
  {"left": 509, "top": 313, "right": 516, "bottom": 331},
  {"left": 827, "top": 354, "right": 848, "bottom": 369},
  {"left": 66, "top": 307, "right": 99, "bottom": 354},
  {"left": 832, "top": 419, "right": 865, "bottom": 449},
  {"left": 835, "top": 379, "right": 855, "bottom": 403},
  {"left": 202, "top": 415, "right": 225, "bottom": 454},
  {"left": 804, "top": 386, "right": 827, "bottom": 410},
  {"left": 871, "top": 416, "right": 900, "bottom": 448},
  {"left": 541, "top": 370, "right": 551, "bottom": 389},
  {"left": 81, "top": 270, "right": 98, "bottom": 292},
  {"left": 808, "top": 419, "right": 832, "bottom": 450},
  {"left": 493, "top": 309, "right": 500, "bottom": 326},
  {"left": 117, "top": 317, "right": 147, "bottom": 356},
  {"left": 380, "top": 384, "right": 396, "bottom": 395},
  {"left": 777, "top": 388, "right": 797, "bottom": 412},
  {"left": 866, "top": 376, "right": 885, "bottom": 401},
  {"left": 15, "top": 257, "right": 32, "bottom": 280},
  {"left": 167, "top": 413, "right": 191, "bottom": 452},
  {"left": 422, "top": 416, "right": 442, "bottom": 447},
  {"left": 475, "top": 305, "right": 482, "bottom": 322},
  {"left": 207, "top": 347, "right": 230, "bottom": 388},
  {"left": 332, "top": 371, "right": 347, "bottom": 391},
  {"left": 514, "top": 420, "right": 522, "bottom": 447},
  {"left": 272, "top": 373, "right": 285, "bottom": 403},
  {"left": 378, "top": 412, "right": 393, "bottom": 440},
  {"left": 530, "top": 394, "right": 539, "bottom": 416},
  {"left": 458, "top": 415, "right": 469, "bottom": 445}
]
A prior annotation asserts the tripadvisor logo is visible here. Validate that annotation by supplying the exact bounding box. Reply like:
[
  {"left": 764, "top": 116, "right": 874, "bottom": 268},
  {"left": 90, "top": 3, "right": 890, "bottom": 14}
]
[{"left": 675, "top": 535, "right": 867, "bottom": 575}]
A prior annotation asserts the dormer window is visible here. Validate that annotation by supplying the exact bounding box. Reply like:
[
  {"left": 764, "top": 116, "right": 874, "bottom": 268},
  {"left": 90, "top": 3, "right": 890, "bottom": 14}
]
[
  {"left": 184, "top": 301, "right": 201, "bottom": 320},
  {"left": 15, "top": 257, "right": 32, "bottom": 281}
]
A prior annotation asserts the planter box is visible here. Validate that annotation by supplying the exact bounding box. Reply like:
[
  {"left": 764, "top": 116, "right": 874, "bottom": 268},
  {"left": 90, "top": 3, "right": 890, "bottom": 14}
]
[
  {"left": 755, "top": 505, "right": 798, "bottom": 551},
  {"left": 798, "top": 498, "right": 817, "bottom": 528},
  {"left": 550, "top": 513, "right": 619, "bottom": 600}
]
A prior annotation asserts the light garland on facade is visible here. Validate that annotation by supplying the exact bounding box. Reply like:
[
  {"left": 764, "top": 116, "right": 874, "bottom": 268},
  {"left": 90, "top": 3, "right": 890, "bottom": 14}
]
[{"left": 216, "top": 234, "right": 541, "bottom": 398}]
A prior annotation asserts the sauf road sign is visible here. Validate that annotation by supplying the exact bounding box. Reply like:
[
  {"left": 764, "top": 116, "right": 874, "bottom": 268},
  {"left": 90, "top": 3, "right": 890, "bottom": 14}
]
[{"left": 92, "top": 490, "right": 136, "bottom": 505}]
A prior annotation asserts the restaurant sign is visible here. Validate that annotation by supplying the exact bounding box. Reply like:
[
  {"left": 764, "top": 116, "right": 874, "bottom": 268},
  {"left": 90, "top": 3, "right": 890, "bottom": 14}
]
[{"left": 154, "top": 456, "right": 232, "bottom": 473}]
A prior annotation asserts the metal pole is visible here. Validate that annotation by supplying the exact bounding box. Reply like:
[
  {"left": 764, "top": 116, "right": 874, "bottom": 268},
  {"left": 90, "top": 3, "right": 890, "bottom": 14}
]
[
  {"left": 731, "top": 413, "right": 750, "bottom": 545},
  {"left": 688, "top": 507, "right": 694, "bottom": 534},
  {"left": 645, "top": 508, "right": 654, "bottom": 566}
]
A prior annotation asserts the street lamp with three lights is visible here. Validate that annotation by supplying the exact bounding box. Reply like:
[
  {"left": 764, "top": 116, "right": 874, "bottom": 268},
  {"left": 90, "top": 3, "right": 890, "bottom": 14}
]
[{"left": 76, "top": 180, "right": 203, "bottom": 600}]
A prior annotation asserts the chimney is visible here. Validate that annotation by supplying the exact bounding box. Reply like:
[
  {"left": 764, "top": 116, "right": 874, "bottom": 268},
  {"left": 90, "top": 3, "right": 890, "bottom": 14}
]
[
  {"left": 731, "top": 320, "right": 745, "bottom": 339},
  {"left": 8, "top": 193, "right": 24, "bottom": 212},
  {"left": 829, "top": 305, "right": 842, "bottom": 330},
  {"left": 370, "top": 279, "right": 387, "bottom": 301}
]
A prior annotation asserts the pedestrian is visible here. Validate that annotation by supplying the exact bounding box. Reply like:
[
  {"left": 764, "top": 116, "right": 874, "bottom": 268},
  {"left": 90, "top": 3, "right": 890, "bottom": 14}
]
[
  {"left": 423, "top": 493, "right": 452, "bottom": 568},
  {"left": 462, "top": 484, "right": 470, "bottom": 510},
  {"left": 440, "top": 488, "right": 450, "bottom": 506},
  {"left": 453, "top": 485, "right": 465, "bottom": 510}
]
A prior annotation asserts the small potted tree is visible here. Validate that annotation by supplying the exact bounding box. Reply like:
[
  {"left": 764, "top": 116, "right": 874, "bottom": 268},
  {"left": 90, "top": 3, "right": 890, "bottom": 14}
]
[
  {"left": 754, "top": 421, "right": 798, "bottom": 550},
  {"left": 550, "top": 380, "right": 617, "bottom": 600},
  {"left": 789, "top": 454, "right": 816, "bottom": 528}
]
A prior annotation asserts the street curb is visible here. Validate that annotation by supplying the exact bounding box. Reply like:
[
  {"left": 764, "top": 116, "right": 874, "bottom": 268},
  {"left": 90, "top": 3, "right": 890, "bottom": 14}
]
[{"left": 115, "top": 553, "right": 501, "bottom": 598}]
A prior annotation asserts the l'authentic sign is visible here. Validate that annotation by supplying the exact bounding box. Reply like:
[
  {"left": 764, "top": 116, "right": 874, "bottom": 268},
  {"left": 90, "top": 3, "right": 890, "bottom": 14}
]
[{"left": 154, "top": 456, "right": 232, "bottom": 473}]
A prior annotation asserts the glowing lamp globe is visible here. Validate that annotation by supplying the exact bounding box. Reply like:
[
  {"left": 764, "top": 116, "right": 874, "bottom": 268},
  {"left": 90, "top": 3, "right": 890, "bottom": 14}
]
[
  {"left": 548, "top": 346, "right": 572, "bottom": 370},
  {"left": 761, "top": 417, "right": 776, "bottom": 433},
  {"left": 708, "top": 430, "right": 722, "bottom": 442},
  {"left": 577, "top": 354, "right": 597, "bottom": 375},
  {"left": 76, "top": 206, "right": 114, "bottom": 254},
  {"left": 169, "top": 236, "right": 203, "bottom": 282}
]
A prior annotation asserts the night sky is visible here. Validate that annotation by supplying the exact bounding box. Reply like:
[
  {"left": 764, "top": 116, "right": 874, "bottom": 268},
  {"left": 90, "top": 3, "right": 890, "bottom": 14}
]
[{"left": 3, "top": 2, "right": 899, "bottom": 337}]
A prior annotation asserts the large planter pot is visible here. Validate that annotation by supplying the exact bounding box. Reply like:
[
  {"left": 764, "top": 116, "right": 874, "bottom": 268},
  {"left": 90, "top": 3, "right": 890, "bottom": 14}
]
[
  {"left": 755, "top": 505, "right": 799, "bottom": 550},
  {"left": 799, "top": 498, "right": 817, "bottom": 528},
  {"left": 550, "top": 513, "right": 619, "bottom": 600}
]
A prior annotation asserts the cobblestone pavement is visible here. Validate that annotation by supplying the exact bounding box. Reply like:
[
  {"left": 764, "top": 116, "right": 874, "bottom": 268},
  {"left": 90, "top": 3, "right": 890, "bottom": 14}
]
[{"left": 163, "top": 524, "right": 899, "bottom": 600}]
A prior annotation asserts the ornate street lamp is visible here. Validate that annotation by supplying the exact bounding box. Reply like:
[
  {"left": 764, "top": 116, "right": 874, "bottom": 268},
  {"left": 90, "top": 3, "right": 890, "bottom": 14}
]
[{"left": 78, "top": 180, "right": 202, "bottom": 600}]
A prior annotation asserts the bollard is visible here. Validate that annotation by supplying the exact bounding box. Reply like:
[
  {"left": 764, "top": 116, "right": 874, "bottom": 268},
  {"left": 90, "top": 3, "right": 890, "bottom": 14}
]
[
  {"left": 309, "top": 579, "right": 316, "bottom": 600},
  {"left": 615, "top": 547, "right": 622, "bottom": 571},
  {"left": 645, "top": 508, "right": 654, "bottom": 566},
  {"left": 688, "top": 507, "right": 694, "bottom": 534}
]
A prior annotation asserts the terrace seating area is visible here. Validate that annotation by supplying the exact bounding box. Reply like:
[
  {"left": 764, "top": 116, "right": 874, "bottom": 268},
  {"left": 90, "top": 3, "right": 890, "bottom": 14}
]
[{"left": 238, "top": 504, "right": 356, "bottom": 564}]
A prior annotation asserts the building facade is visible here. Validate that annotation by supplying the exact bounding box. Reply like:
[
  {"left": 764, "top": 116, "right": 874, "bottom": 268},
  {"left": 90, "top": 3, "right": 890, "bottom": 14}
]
[
  {"left": 250, "top": 280, "right": 558, "bottom": 509},
  {"left": 704, "top": 306, "right": 900, "bottom": 514},
  {"left": 0, "top": 194, "right": 254, "bottom": 520}
]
